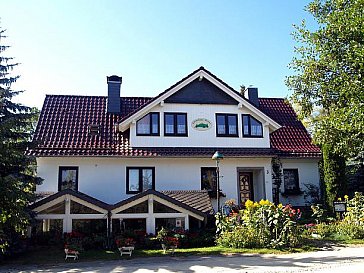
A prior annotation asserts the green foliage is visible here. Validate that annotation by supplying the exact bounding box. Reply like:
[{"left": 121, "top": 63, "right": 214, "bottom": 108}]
[
  {"left": 339, "top": 192, "right": 364, "bottom": 239},
  {"left": 303, "top": 183, "right": 321, "bottom": 205},
  {"left": 311, "top": 204, "right": 326, "bottom": 224},
  {"left": 0, "top": 26, "right": 42, "bottom": 253},
  {"left": 216, "top": 200, "right": 302, "bottom": 249},
  {"left": 271, "top": 157, "right": 283, "bottom": 204},
  {"left": 322, "top": 144, "right": 347, "bottom": 210},
  {"left": 286, "top": 0, "right": 364, "bottom": 159}
]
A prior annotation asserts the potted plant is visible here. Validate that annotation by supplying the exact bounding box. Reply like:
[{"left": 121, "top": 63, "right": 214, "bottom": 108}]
[{"left": 156, "top": 227, "right": 179, "bottom": 254}]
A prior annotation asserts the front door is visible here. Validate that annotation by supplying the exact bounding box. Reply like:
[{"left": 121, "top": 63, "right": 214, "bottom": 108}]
[{"left": 238, "top": 172, "right": 254, "bottom": 205}]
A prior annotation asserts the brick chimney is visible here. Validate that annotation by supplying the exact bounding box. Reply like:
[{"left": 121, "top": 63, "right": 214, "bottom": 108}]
[{"left": 107, "top": 75, "right": 122, "bottom": 113}]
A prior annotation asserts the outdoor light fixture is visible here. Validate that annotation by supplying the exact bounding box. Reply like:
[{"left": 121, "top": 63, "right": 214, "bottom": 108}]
[{"left": 212, "top": 151, "right": 224, "bottom": 212}]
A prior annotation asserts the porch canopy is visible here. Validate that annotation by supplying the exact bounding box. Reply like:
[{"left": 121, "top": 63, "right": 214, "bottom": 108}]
[
  {"left": 30, "top": 189, "right": 213, "bottom": 235},
  {"left": 111, "top": 189, "right": 213, "bottom": 234},
  {"left": 29, "top": 189, "right": 110, "bottom": 234}
]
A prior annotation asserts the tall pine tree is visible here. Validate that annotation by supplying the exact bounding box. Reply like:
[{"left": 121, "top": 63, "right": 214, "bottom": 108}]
[{"left": 0, "top": 26, "right": 42, "bottom": 252}]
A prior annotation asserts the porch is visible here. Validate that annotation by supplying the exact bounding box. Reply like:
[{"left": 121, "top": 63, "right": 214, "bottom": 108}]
[{"left": 30, "top": 189, "right": 213, "bottom": 236}]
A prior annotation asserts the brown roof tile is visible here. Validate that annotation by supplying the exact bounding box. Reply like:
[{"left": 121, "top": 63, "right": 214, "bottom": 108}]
[
  {"left": 29, "top": 70, "right": 320, "bottom": 158},
  {"left": 162, "top": 190, "right": 214, "bottom": 214}
]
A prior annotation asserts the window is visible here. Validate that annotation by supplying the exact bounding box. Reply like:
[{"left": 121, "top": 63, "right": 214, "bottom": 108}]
[
  {"left": 88, "top": 124, "right": 100, "bottom": 136},
  {"left": 283, "top": 169, "right": 301, "bottom": 194},
  {"left": 164, "top": 113, "right": 187, "bottom": 136},
  {"left": 126, "top": 167, "right": 155, "bottom": 194},
  {"left": 216, "top": 114, "right": 238, "bottom": 137},
  {"left": 136, "top": 112, "right": 160, "bottom": 136},
  {"left": 242, "top": 114, "right": 263, "bottom": 137},
  {"left": 58, "top": 166, "right": 78, "bottom": 191},
  {"left": 201, "top": 167, "right": 217, "bottom": 192}
]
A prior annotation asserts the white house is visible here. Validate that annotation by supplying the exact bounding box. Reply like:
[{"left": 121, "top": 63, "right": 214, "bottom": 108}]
[{"left": 29, "top": 67, "right": 321, "bottom": 235}]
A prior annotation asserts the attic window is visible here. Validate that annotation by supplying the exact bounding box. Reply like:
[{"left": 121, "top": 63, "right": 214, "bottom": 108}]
[{"left": 89, "top": 124, "right": 100, "bottom": 136}]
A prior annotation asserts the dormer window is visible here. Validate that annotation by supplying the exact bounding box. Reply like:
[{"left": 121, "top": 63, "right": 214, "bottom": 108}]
[
  {"left": 242, "top": 114, "right": 263, "bottom": 137},
  {"left": 136, "top": 112, "right": 160, "bottom": 136},
  {"left": 89, "top": 124, "right": 100, "bottom": 136},
  {"left": 216, "top": 114, "right": 238, "bottom": 137},
  {"left": 164, "top": 113, "right": 188, "bottom": 136}
]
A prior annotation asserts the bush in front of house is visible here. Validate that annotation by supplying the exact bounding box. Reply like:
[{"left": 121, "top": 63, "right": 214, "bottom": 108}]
[
  {"left": 216, "top": 199, "right": 302, "bottom": 249},
  {"left": 337, "top": 192, "right": 364, "bottom": 239},
  {"left": 64, "top": 231, "right": 107, "bottom": 251},
  {"left": 301, "top": 193, "right": 364, "bottom": 240}
]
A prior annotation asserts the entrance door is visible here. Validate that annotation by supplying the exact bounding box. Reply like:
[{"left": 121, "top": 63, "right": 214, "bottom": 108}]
[{"left": 238, "top": 172, "right": 254, "bottom": 205}]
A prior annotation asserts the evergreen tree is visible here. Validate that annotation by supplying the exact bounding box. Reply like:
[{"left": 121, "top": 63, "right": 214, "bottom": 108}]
[
  {"left": 0, "top": 26, "right": 41, "bottom": 252},
  {"left": 322, "top": 144, "right": 347, "bottom": 211}
]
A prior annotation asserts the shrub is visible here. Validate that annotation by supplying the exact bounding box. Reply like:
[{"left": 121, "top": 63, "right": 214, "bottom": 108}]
[
  {"left": 216, "top": 200, "right": 302, "bottom": 249},
  {"left": 337, "top": 192, "right": 364, "bottom": 239}
]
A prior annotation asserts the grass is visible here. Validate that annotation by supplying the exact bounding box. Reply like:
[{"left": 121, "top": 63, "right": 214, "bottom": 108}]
[
  {"left": 3, "top": 237, "right": 364, "bottom": 266},
  {"left": 3, "top": 243, "right": 319, "bottom": 266}
]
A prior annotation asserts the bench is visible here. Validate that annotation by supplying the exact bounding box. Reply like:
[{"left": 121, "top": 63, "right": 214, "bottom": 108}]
[
  {"left": 118, "top": 246, "right": 134, "bottom": 257},
  {"left": 65, "top": 248, "right": 79, "bottom": 260}
]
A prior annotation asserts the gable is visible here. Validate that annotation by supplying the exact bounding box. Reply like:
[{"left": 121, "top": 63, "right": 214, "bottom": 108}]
[
  {"left": 118, "top": 67, "right": 281, "bottom": 133},
  {"left": 165, "top": 78, "right": 238, "bottom": 105}
]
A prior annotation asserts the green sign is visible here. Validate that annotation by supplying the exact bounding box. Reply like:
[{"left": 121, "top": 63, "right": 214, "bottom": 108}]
[{"left": 191, "top": 118, "right": 212, "bottom": 131}]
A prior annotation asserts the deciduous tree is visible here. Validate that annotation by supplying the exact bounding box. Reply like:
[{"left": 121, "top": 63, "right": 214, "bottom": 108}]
[
  {"left": 286, "top": 0, "right": 364, "bottom": 159},
  {"left": 286, "top": 0, "right": 364, "bottom": 207}
]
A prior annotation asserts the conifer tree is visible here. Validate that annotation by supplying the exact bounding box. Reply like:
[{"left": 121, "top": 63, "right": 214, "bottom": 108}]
[{"left": 0, "top": 26, "right": 42, "bottom": 252}]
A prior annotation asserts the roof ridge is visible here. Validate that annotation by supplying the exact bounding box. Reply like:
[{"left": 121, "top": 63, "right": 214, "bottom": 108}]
[
  {"left": 45, "top": 94, "right": 153, "bottom": 99},
  {"left": 259, "top": 97, "right": 286, "bottom": 100}
]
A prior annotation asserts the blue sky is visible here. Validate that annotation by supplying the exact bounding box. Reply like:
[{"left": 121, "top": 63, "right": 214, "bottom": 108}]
[{"left": 1, "top": 0, "right": 314, "bottom": 109}]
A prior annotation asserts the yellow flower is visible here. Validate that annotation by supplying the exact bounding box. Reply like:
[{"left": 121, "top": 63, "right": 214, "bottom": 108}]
[
  {"left": 338, "top": 197, "right": 342, "bottom": 201},
  {"left": 245, "top": 200, "right": 254, "bottom": 208},
  {"left": 259, "top": 199, "right": 271, "bottom": 206},
  {"left": 344, "top": 195, "right": 349, "bottom": 200},
  {"left": 278, "top": 203, "right": 283, "bottom": 209}
]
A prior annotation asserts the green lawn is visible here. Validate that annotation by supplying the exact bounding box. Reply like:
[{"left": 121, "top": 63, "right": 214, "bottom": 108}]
[
  {"left": 3, "top": 238, "right": 364, "bottom": 265},
  {"left": 3, "top": 243, "right": 319, "bottom": 265}
]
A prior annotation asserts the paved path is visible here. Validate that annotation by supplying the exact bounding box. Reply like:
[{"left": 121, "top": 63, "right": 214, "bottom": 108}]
[{"left": 2, "top": 245, "right": 364, "bottom": 273}]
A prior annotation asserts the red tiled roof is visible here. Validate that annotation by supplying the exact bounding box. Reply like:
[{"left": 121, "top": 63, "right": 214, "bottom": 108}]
[
  {"left": 258, "top": 98, "right": 321, "bottom": 157},
  {"left": 29, "top": 92, "right": 320, "bottom": 158}
]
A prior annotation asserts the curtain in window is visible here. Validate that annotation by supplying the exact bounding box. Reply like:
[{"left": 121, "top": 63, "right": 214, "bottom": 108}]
[
  {"left": 228, "top": 115, "right": 237, "bottom": 135},
  {"left": 137, "top": 115, "right": 150, "bottom": 134},
  {"left": 217, "top": 115, "right": 226, "bottom": 134},
  {"left": 251, "top": 118, "right": 262, "bottom": 136},
  {"left": 165, "top": 114, "right": 174, "bottom": 134}
]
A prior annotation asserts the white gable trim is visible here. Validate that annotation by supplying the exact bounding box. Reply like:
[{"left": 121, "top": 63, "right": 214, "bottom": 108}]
[{"left": 118, "top": 69, "right": 281, "bottom": 132}]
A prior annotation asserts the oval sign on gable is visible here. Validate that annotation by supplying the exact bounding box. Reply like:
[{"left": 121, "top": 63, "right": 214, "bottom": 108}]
[{"left": 192, "top": 118, "right": 212, "bottom": 131}]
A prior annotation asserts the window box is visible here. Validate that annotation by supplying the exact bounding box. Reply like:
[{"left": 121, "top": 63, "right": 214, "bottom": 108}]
[{"left": 281, "top": 189, "right": 303, "bottom": 196}]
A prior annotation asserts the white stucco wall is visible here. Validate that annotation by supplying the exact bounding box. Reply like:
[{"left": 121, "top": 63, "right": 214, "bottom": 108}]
[
  {"left": 130, "top": 103, "right": 271, "bottom": 148},
  {"left": 36, "top": 157, "right": 274, "bottom": 209},
  {"left": 279, "top": 158, "right": 321, "bottom": 206}
]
